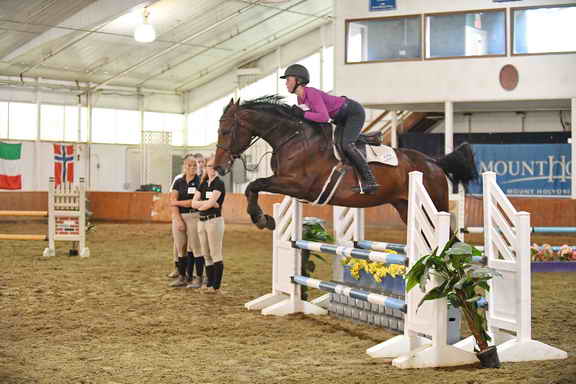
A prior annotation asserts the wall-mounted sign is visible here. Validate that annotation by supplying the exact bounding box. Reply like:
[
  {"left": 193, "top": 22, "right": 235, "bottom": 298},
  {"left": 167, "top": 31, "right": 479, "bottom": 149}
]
[
  {"left": 469, "top": 144, "right": 572, "bottom": 197},
  {"left": 370, "top": 0, "right": 396, "bottom": 12}
]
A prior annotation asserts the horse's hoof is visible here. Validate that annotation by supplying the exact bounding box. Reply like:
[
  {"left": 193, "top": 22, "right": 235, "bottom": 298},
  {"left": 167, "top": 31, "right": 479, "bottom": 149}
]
[
  {"left": 264, "top": 215, "right": 276, "bottom": 231},
  {"left": 255, "top": 215, "right": 268, "bottom": 230}
]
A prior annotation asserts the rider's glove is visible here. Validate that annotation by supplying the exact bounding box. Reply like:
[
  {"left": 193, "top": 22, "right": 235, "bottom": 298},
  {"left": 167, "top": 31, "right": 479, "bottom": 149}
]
[{"left": 291, "top": 105, "right": 305, "bottom": 119}]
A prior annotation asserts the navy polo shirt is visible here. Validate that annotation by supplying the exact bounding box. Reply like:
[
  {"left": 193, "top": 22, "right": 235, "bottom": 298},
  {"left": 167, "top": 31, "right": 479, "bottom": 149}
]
[
  {"left": 198, "top": 177, "right": 225, "bottom": 217},
  {"left": 171, "top": 174, "right": 201, "bottom": 214}
]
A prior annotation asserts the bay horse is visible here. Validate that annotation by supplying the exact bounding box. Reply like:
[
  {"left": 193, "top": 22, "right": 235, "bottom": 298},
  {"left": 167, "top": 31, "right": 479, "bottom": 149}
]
[{"left": 214, "top": 96, "right": 478, "bottom": 231}]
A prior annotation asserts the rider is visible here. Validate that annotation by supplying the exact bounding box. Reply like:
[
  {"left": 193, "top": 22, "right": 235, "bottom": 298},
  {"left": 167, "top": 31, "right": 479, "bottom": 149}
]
[{"left": 281, "top": 64, "right": 380, "bottom": 194}]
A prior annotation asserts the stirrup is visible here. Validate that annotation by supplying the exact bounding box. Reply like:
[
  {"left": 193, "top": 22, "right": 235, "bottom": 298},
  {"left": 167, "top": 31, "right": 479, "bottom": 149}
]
[{"left": 352, "top": 182, "right": 380, "bottom": 194}]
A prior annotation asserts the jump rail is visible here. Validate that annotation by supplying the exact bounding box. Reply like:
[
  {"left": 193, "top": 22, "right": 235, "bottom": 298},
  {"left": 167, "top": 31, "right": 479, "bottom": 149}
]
[{"left": 0, "top": 177, "right": 90, "bottom": 257}]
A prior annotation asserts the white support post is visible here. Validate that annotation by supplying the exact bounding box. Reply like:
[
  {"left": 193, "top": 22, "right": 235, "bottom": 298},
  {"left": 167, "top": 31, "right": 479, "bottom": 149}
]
[
  {"left": 570, "top": 97, "right": 576, "bottom": 199},
  {"left": 43, "top": 177, "right": 56, "bottom": 257},
  {"left": 456, "top": 172, "right": 567, "bottom": 362},
  {"left": 246, "top": 197, "right": 326, "bottom": 316},
  {"left": 391, "top": 111, "right": 398, "bottom": 149},
  {"left": 444, "top": 101, "right": 453, "bottom": 154}
]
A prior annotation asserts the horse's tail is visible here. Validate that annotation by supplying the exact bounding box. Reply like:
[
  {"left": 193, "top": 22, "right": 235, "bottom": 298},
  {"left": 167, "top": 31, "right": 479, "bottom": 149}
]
[{"left": 435, "top": 142, "right": 479, "bottom": 189}]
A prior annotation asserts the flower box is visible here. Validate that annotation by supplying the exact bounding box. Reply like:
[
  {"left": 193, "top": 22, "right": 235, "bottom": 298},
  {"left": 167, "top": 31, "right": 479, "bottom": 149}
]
[
  {"left": 342, "top": 265, "right": 405, "bottom": 297},
  {"left": 531, "top": 261, "right": 576, "bottom": 273}
]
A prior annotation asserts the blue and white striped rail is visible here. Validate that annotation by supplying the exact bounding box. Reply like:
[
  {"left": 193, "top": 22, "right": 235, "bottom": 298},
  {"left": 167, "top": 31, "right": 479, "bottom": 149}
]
[
  {"left": 356, "top": 239, "right": 486, "bottom": 265},
  {"left": 356, "top": 240, "right": 407, "bottom": 254},
  {"left": 291, "top": 275, "right": 407, "bottom": 313},
  {"left": 463, "top": 226, "right": 576, "bottom": 234},
  {"left": 293, "top": 240, "right": 407, "bottom": 265}
]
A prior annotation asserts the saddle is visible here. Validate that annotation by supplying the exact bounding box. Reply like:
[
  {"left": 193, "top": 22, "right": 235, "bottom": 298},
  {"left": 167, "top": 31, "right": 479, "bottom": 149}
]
[{"left": 314, "top": 122, "right": 382, "bottom": 156}]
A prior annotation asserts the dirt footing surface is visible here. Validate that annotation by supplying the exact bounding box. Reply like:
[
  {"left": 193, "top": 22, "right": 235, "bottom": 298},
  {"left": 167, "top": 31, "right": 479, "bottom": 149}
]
[{"left": 1, "top": 223, "right": 575, "bottom": 384}]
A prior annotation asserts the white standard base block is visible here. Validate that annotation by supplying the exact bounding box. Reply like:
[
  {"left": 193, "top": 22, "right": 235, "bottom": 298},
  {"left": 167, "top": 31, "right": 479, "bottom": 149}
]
[
  {"left": 79, "top": 248, "right": 90, "bottom": 258},
  {"left": 367, "top": 335, "right": 431, "bottom": 360},
  {"left": 496, "top": 339, "right": 568, "bottom": 362},
  {"left": 245, "top": 293, "right": 289, "bottom": 311},
  {"left": 453, "top": 334, "right": 568, "bottom": 362},
  {"left": 261, "top": 298, "right": 327, "bottom": 316},
  {"left": 392, "top": 344, "right": 479, "bottom": 369},
  {"left": 42, "top": 248, "right": 55, "bottom": 257}
]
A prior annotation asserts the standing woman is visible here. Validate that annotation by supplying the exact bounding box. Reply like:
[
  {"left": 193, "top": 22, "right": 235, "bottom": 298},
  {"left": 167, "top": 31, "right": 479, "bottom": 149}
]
[
  {"left": 168, "top": 153, "right": 203, "bottom": 288},
  {"left": 191, "top": 155, "right": 226, "bottom": 294}
]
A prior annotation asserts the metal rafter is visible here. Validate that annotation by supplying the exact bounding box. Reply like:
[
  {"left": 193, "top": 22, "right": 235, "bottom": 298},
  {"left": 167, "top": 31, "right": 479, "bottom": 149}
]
[
  {"left": 233, "top": 0, "right": 332, "bottom": 21},
  {"left": 0, "top": 18, "right": 233, "bottom": 52},
  {"left": 175, "top": 9, "right": 332, "bottom": 92},
  {"left": 4, "top": 0, "right": 157, "bottom": 69},
  {"left": 135, "top": 0, "right": 312, "bottom": 87},
  {"left": 86, "top": 0, "right": 265, "bottom": 93}
]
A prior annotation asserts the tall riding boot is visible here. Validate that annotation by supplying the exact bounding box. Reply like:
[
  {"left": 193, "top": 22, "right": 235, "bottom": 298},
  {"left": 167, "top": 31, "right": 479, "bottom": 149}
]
[
  {"left": 212, "top": 261, "right": 224, "bottom": 290},
  {"left": 345, "top": 144, "right": 380, "bottom": 194},
  {"left": 205, "top": 264, "right": 216, "bottom": 288},
  {"left": 169, "top": 257, "right": 188, "bottom": 287},
  {"left": 186, "top": 251, "right": 195, "bottom": 282}
]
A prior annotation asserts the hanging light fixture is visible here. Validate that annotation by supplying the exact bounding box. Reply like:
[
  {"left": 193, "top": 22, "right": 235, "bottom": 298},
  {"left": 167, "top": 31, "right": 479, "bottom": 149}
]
[{"left": 134, "top": 6, "right": 156, "bottom": 43}]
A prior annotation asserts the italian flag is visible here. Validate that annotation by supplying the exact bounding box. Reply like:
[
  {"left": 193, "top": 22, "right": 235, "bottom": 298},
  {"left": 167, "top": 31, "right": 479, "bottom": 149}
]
[{"left": 0, "top": 142, "right": 22, "bottom": 190}]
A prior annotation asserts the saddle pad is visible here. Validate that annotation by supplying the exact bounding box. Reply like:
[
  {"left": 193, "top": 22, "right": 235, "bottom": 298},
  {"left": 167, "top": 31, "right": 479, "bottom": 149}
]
[{"left": 365, "top": 145, "right": 398, "bottom": 166}]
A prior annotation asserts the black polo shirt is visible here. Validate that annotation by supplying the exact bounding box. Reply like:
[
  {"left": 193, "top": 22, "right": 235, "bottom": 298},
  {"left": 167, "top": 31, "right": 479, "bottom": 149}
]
[
  {"left": 198, "top": 176, "right": 225, "bottom": 217},
  {"left": 171, "top": 174, "right": 201, "bottom": 214}
]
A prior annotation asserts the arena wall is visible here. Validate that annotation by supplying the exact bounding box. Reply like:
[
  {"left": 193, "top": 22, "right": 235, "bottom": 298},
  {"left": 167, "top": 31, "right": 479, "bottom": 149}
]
[{"left": 0, "top": 192, "right": 574, "bottom": 229}]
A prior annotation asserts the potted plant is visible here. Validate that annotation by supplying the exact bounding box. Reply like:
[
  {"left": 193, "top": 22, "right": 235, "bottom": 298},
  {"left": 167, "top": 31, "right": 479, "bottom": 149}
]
[
  {"left": 300, "top": 217, "right": 332, "bottom": 300},
  {"left": 405, "top": 236, "right": 501, "bottom": 368}
]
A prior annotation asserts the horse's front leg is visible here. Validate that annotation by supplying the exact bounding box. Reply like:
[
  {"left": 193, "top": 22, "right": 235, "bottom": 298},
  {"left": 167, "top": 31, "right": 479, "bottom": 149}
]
[{"left": 245, "top": 177, "right": 277, "bottom": 230}]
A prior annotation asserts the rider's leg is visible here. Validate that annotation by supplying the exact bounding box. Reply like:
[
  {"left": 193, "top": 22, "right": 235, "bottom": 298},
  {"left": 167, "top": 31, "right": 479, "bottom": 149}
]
[{"left": 340, "top": 100, "right": 379, "bottom": 193}]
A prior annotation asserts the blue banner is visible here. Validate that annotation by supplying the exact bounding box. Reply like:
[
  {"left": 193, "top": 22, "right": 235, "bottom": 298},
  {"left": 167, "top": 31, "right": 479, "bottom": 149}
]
[
  {"left": 370, "top": 0, "right": 396, "bottom": 12},
  {"left": 469, "top": 144, "right": 572, "bottom": 197}
]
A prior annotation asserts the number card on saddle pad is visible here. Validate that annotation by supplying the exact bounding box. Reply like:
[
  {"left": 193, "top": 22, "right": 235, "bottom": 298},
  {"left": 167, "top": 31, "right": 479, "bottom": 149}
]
[{"left": 365, "top": 145, "right": 398, "bottom": 166}]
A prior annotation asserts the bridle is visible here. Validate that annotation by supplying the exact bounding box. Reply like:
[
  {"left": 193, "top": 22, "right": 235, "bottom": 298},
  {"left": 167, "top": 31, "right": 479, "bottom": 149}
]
[
  {"left": 217, "top": 109, "right": 302, "bottom": 172},
  {"left": 217, "top": 114, "right": 259, "bottom": 160}
]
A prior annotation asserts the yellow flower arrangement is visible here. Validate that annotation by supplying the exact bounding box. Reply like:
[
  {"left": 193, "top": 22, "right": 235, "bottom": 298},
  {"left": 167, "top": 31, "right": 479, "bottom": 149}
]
[{"left": 341, "top": 251, "right": 406, "bottom": 283}]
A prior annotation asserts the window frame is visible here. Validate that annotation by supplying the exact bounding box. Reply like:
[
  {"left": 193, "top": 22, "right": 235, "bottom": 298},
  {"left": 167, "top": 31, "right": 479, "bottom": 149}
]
[
  {"left": 423, "top": 8, "right": 508, "bottom": 61},
  {"left": 511, "top": 3, "right": 576, "bottom": 57},
  {"left": 344, "top": 14, "right": 423, "bottom": 65}
]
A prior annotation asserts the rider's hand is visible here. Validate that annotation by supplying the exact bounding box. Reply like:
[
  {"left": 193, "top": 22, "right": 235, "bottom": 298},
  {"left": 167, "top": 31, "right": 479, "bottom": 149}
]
[{"left": 291, "top": 105, "right": 305, "bottom": 119}]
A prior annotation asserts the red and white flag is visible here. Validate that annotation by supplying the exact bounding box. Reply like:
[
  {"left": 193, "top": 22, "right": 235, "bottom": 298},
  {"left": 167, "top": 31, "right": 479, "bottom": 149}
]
[{"left": 54, "top": 144, "right": 75, "bottom": 185}]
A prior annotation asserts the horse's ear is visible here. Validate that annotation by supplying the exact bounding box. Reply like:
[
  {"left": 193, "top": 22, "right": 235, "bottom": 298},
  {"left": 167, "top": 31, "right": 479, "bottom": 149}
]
[
  {"left": 235, "top": 99, "right": 240, "bottom": 106},
  {"left": 228, "top": 98, "right": 235, "bottom": 106}
]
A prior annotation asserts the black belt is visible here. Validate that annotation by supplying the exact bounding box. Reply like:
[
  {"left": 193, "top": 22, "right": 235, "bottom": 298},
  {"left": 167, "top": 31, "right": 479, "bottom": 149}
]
[{"left": 199, "top": 214, "right": 221, "bottom": 221}]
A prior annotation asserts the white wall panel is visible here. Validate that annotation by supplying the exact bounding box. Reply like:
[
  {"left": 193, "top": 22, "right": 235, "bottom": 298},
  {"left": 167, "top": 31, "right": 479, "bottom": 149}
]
[{"left": 334, "top": 0, "right": 576, "bottom": 107}]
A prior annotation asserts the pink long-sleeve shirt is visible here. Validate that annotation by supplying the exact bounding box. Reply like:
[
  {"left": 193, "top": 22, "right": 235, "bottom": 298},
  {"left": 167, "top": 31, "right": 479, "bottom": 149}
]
[{"left": 297, "top": 87, "right": 346, "bottom": 123}]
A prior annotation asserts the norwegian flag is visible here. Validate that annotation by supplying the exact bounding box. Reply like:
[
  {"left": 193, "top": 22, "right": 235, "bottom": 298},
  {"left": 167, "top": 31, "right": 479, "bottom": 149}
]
[{"left": 54, "top": 144, "right": 75, "bottom": 185}]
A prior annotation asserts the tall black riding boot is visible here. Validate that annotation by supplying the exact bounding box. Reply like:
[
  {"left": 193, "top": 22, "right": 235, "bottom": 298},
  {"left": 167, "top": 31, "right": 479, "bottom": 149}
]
[
  {"left": 169, "top": 257, "right": 188, "bottom": 287},
  {"left": 212, "top": 261, "right": 224, "bottom": 290},
  {"left": 205, "top": 264, "right": 215, "bottom": 288},
  {"left": 345, "top": 144, "right": 380, "bottom": 194},
  {"left": 186, "top": 251, "right": 195, "bottom": 282}
]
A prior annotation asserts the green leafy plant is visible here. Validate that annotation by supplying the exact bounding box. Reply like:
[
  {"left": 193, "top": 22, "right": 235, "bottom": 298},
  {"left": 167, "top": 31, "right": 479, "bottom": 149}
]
[
  {"left": 300, "top": 218, "right": 332, "bottom": 300},
  {"left": 405, "top": 236, "right": 500, "bottom": 354}
]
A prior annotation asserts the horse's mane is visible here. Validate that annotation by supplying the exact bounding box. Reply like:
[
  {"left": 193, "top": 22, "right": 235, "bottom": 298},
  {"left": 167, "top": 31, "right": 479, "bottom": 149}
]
[{"left": 238, "top": 95, "right": 298, "bottom": 120}]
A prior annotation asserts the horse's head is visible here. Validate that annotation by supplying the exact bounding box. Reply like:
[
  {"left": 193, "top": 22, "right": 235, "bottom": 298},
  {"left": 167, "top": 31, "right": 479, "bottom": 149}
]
[{"left": 214, "top": 98, "right": 252, "bottom": 176}]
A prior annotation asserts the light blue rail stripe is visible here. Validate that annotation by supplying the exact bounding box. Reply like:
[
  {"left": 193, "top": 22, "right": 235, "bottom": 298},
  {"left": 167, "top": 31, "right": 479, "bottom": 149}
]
[
  {"left": 532, "top": 227, "right": 576, "bottom": 234},
  {"left": 291, "top": 275, "right": 407, "bottom": 313},
  {"left": 356, "top": 240, "right": 407, "bottom": 253},
  {"left": 294, "top": 240, "right": 407, "bottom": 265},
  {"left": 464, "top": 226, "right": 576, "bottom": 234}
]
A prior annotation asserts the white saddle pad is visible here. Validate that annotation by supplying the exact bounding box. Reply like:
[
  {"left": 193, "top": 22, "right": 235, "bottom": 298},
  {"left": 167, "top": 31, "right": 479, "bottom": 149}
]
[
  {"left": 332, "top": 144, "right": 398, "bottom": 166},
  {"left": 365, "top": 145, "right": 398, "bottom": 166}
]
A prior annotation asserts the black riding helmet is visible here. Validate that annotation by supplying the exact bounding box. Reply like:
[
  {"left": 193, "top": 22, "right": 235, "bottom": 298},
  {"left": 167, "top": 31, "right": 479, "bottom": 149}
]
[{"left": 280, "top": 64, "right": 310, "bottom": 85}]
